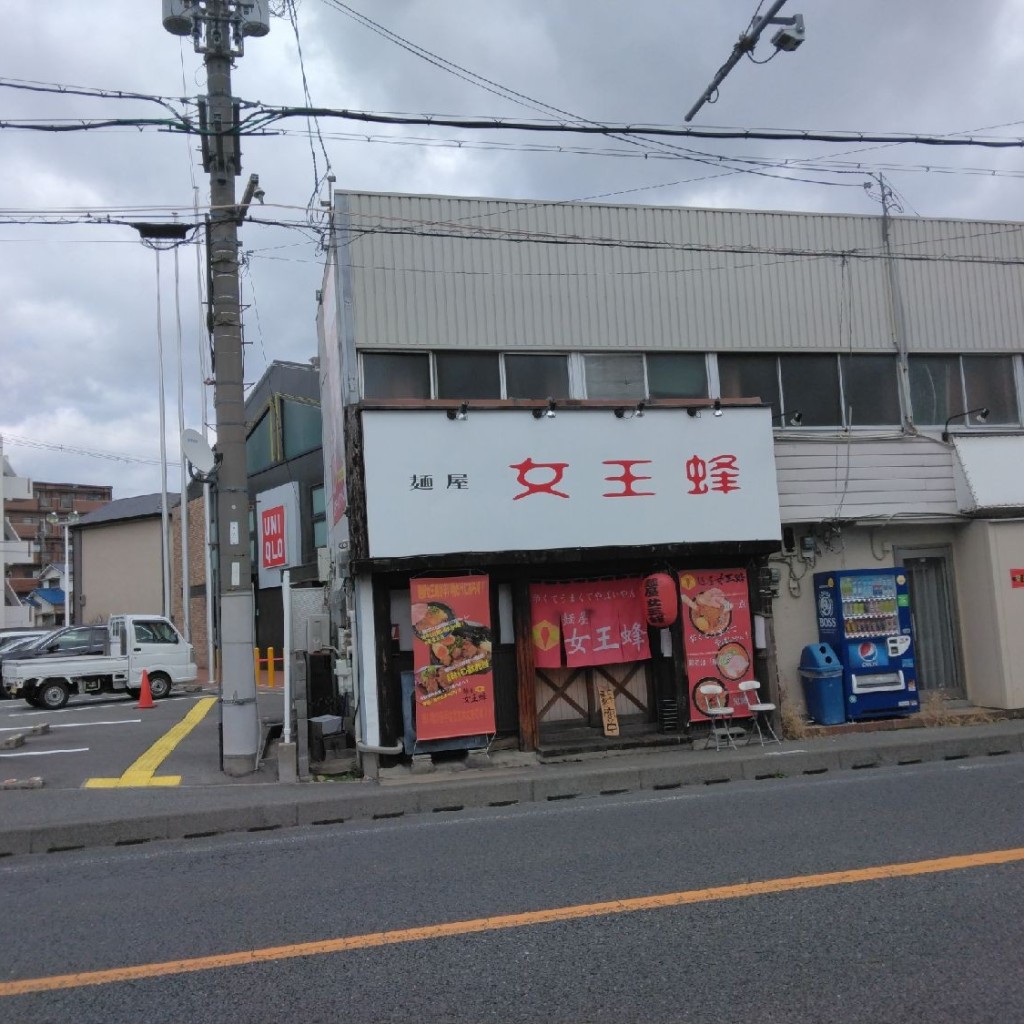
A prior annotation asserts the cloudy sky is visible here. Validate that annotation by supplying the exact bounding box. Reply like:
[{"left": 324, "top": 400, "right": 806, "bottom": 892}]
[{"left": 3, "top": 0, "right": 1024, "bottom": 498}]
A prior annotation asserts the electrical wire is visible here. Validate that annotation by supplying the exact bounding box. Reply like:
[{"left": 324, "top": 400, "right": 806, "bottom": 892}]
[
  {"left": 311, "top": 1, "right": 899, "bottom": 189},
  {"left": 283, "top": 0, "right": 333, "bottom": 221},
  {"left": 0, "top": 433, "right": 180, "bottom": 467},
  {"left": 238, "top": 105, "right": 1024, "bottom": 149}
]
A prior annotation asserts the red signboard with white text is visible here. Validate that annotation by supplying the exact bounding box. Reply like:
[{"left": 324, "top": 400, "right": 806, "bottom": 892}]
[
  {"left": 679, "top": 568, "right": 754, "bottom": 722},
  {"left": 410, "top": 575, "right": 495, "bottom": 741},
  {"left": 260, "top": 505, "right": 287, "bottom": 569},
  {"left": 529, "top": 579, "right": 651, "bottom": 668}
]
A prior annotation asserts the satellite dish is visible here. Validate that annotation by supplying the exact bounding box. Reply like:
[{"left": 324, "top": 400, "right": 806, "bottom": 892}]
[{"left": 181, "top": 429, "right": 216, "bottom": 475}]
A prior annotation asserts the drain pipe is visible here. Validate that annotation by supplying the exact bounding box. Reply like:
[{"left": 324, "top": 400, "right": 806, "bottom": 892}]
[{"left": 356, "top": 739, "right": 404, "bottom": 755}]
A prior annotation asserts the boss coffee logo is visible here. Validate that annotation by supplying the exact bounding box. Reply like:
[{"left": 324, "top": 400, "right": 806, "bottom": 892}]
[{"left": 817, "top": 587, "right": 836, "bottom": 629}]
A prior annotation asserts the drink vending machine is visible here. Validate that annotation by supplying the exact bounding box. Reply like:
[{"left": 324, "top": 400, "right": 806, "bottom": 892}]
[{"left": 813, "top": 568, "right": 920, "bottom": 720}]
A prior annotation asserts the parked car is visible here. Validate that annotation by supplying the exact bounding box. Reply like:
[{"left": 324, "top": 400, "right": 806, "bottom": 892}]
[
  {"left": 0, "top": 630, "right": 56, "bottom": 699},
  {"left": 3, "top": 615, "right": 196, "bottom": 709},
  {"left": 0, "top": 630, "right": 49, "bottom": 653},
  {"left": 17, "top": 624, "right": 109, "bottom": 660}
]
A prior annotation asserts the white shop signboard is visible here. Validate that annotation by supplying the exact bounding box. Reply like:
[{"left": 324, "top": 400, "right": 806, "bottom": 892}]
[
  {"left": 256, "top": 481, "right": 301, "bottom": 588},
  {"left": 361, "top": 408, "right": 781, "bottom": 559}
]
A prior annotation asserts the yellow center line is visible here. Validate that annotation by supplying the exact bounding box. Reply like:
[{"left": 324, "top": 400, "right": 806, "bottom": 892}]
[
  {"left": 83, "top": 697, "right": 217, "bottom": 788},
  {"left": 2, "top": 846, "right": 1021, "bottom": 998}
]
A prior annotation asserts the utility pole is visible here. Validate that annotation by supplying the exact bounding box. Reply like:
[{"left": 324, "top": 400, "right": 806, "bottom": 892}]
[
  {"left": 162, "top": 0, "right": 269, "bottom": 774},
  {"left": 867, "top": 173, "right": 914, "bottom": 428}
]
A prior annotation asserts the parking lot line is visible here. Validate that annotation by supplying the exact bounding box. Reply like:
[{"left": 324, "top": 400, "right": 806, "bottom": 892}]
[
  {"left": 83, "top": 697, "right": 216, "bottom": 788},
  {"left": 0, "top": 748, "right": 88, "bottom": 757},
  {"left": 51, "top": 720, "right": 143, "bottom": 729}
]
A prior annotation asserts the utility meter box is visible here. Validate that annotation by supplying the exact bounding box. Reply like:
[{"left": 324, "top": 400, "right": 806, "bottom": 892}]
[{"left": 306, "top": 615, "right": 330, "bottom": 653}]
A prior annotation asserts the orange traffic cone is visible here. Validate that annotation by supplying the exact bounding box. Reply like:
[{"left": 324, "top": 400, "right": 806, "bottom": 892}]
[{"left": 136, "top": 670, "right": 155, "bottom": 710}]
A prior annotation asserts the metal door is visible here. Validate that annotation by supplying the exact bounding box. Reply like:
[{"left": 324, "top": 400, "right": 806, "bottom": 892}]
[{"left": 894, "top": 548, "right": 964, "bottom": 697}]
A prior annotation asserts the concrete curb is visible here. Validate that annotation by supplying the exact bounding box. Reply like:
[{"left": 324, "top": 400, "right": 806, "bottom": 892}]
[{"left": 1, "top": 723, "right": 1022, "bottom": 858}]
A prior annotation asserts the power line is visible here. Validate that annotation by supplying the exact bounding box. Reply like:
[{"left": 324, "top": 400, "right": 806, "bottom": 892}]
[
  {"left": 240, "top": 106, "right": 1024, "bottom": 149},
  {"left": 0, "top": 433, "right": 180, "bottom": 467}
]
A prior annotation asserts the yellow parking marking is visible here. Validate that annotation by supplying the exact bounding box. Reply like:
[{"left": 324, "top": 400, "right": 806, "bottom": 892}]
[
  {"left": 83, "top": 697, "right": 216, "bottom": 788},
  {"left": 1, "top": 845, "right": 1021, "bottom": 997}
]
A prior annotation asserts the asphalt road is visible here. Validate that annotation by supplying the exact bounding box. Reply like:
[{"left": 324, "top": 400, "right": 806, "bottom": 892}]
[
  {"left": 1, "top": 754, "right": 1022, "bottom": 1023},
  {"left": 0, "top": 690, "right": 222, "bottom": 788}
]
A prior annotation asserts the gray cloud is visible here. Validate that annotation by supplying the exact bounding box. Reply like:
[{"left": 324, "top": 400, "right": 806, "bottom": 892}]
[{"left": 3, "top": 0, "right": 1023, "bottom": 495}]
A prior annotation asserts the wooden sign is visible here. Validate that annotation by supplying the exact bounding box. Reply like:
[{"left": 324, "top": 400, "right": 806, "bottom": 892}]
[{"left": 597, "top": 684, "right": 620, "bottom": 737}]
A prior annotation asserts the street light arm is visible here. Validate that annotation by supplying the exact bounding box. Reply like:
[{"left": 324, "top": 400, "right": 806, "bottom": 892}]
[{"left": 683, "top": 0, "right": 795, "bottom": 122}]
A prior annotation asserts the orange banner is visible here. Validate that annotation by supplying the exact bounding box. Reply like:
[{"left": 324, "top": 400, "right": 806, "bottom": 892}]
[
  {"left": 679, "top": 569, "right": 754, "bottom": 722},
  {"left": 410, "top": 576, "right": 495, "bottom": 741}
]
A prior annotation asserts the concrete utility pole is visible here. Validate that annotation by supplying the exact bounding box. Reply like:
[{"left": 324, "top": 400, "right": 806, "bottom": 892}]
[{"left": 162, "top": 0, "right": 269, "bottom": 774}]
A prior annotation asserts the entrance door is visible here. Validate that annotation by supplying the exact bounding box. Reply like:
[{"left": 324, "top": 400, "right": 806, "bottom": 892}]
[{"left": 893, "top": 548, "right": 964, "bottom": 698}]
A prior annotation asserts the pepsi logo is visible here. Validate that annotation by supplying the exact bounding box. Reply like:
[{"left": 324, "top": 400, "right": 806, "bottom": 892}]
[{"left": 858, "top": 642, "right": 878, "bottom": 662}]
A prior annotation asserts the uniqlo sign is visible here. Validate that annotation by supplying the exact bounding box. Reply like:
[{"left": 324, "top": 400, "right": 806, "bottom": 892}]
[{"left": 260, "top": 505, "right": 287, "bottom": 569}]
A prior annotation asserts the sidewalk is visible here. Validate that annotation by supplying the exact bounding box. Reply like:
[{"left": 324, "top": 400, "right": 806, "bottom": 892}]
[{"left": 1, "top": 709, "right": 1022, "bottom": 858}]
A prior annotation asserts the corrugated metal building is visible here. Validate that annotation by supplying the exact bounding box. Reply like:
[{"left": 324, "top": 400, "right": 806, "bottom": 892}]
[{"left": 320, "top": 190, "right": 1024, "bottom": 772}]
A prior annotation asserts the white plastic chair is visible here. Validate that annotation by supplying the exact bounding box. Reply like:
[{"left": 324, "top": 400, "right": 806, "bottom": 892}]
[
  {"left": 697, "top": 681, "right": 736, "bottom": 751},
  {"left": 739, "top": 680, "right": 781, "bottom": 746}
]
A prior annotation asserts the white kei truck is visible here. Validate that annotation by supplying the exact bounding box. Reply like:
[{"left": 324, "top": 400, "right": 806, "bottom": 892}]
[{"left": 1, "top": 615, "right": 198, "bottom": 710}]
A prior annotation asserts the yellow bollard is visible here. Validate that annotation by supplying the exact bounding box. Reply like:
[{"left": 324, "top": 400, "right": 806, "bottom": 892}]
[{"left": 267, "top": 646, "right": 275, "bottom": 689}]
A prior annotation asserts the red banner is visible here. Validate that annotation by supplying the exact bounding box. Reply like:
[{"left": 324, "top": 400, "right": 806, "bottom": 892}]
[
  {"left": 529, "top": 580, "right": 651, "bottom": 668},
  {"left": 679, "top": 568, "right": 754, "bottom": 722},
  {"left": 410, "top": 576, "right": 495, "bottom": 741}
]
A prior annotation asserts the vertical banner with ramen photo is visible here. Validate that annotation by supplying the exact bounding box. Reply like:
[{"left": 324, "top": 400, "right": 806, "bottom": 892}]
[
  {"left": 410, "top": 575, "right": 495, "bottom": 741},
  {"left": 679, "top": 568, "right": 754, "bottom": 722}
]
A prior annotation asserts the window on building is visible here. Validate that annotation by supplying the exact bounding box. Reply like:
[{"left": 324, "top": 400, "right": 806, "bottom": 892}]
[
  {"left": 584, "top": 353, "right": 645, "bottom": 399},
  {"left": 839, "top": 354, "right": 902, "bottom": 426},
  {"left": 362, "top": 352, "right": 431, "bottom": 399},
  {"left": 504, "top": 354, "right": 570, "bottom": 399},
  {"left": 436, "top": 352, "right": 501, "bottom": 399},
  {"left": 963, "top": 355, "right": 1018, "bottom": 425},
  {"left": 718, "top": 354, "right": 780, "bottom": 414},
  {"left": 281, "top": 398, "right": 322, "bottom": 459},
  {"left": 720, "top": 353, "right": 902, "bottom": 427},
  {"left": 647, "top": 353, "right": 708, "bottom": 399},
  {"left": 779, "top": 355, "right": 842, "bottom": 427},
  {"left": 246, "top": 409, "right": 274, "bottom": 473},
  {"left": 60, "top": 495, "right": 73, "bottom": 510},
  {"left": 38, "top": 494, "right": 50, "bottom": 509},
  {"left": 311, "top": 484, "right": 327, "bottom": 548},
  {"left": 908, "top": 355, "right": 958, "bottom": 426},
  {"left": 909, "top": 354, "right": 1018, "bottom": 426}
]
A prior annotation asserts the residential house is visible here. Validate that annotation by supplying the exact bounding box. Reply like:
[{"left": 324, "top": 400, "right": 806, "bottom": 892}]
[{"left": 73, "top": 493, "right": 177, "bottom": 626}]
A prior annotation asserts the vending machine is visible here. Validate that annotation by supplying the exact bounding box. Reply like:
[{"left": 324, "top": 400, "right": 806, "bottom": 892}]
[{"left": 813, "top": 569, "right": 920, "bottom": 720}]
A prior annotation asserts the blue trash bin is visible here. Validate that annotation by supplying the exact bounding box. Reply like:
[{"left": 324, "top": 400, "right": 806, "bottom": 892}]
[{"left": 799, "top": 643, "right": 846, "bottom": 725}]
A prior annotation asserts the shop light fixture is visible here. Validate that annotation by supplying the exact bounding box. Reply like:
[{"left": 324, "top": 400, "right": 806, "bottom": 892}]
[
  {"left": 446, "top": 402, "right": 469, "bottom": 421},
  {"left": 533, "top": 399, "right": 557, "bottom": 419},
  {"left": 614, "top": 401, "right": 645, "bottom": 419},
  {"left": 942, "top": 406, "right": 989, "bottom": 442},
  {"left": 713, "top": 398, "right": 723, "bottom": 418},
  {"left": 773, "top": 409, "right": 803, "bottom": 426}
]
